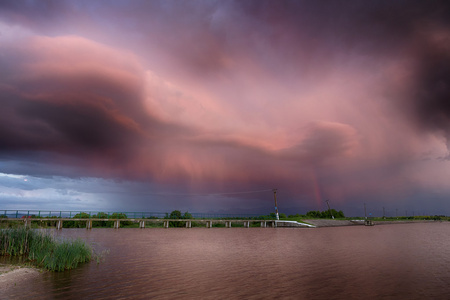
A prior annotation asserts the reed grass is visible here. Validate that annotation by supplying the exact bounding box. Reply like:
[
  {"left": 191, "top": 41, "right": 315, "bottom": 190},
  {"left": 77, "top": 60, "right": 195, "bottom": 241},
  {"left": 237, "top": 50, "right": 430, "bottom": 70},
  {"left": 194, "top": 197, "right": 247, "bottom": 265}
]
[{"left": 0, "top": 227, "right": 92, "bottom": 272}]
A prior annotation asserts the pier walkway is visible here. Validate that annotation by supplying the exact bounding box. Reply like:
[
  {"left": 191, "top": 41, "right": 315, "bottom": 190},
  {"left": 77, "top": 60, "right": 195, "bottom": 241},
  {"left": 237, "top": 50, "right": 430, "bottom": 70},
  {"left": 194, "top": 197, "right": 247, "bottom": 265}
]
[
  {"left": 0, "top": 210, "right": 314, "bottom": 229},
  {"left": 3, "top": 217, "right": 314, "bottom": 229}
]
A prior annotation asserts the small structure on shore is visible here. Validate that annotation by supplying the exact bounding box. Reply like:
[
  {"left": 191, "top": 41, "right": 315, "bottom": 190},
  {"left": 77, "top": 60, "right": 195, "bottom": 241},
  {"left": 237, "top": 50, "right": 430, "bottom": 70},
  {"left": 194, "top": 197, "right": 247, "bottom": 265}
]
[{"left": 364, "top": 219, "right": 374, "bottom": 226}]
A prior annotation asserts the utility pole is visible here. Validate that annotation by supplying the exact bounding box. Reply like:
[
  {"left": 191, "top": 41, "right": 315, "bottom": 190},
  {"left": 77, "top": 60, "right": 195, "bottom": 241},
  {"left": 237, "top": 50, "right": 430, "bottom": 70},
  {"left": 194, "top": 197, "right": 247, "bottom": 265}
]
[
  {"left": 396, "top": 208, "right": 398, "bottom": 219},
  {"left": 364, "top": 203, "right": 367, "bottom": 219},
  {"left": 383, "top": 207, "right": 386, "bottom": 219},
  {"left": 273, "top": 189, "right": 279, "bottom": 220},
  {"left": 325, "top": 199, "right": 334, "bottom": 219}
]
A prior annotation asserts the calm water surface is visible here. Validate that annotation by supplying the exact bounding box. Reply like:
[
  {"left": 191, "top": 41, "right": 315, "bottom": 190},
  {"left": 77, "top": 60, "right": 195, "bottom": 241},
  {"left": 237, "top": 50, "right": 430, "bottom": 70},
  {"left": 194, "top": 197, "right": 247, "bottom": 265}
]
[{"left": 2, "top": 222, "right": 450, "bottom": 299}]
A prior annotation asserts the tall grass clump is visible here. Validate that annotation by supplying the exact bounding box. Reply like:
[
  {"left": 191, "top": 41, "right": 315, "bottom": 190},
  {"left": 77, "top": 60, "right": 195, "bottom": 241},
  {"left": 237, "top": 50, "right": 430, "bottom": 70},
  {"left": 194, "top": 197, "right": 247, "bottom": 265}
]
[{"left": 0, "top": 227, "right": 92, "bottom": 271}]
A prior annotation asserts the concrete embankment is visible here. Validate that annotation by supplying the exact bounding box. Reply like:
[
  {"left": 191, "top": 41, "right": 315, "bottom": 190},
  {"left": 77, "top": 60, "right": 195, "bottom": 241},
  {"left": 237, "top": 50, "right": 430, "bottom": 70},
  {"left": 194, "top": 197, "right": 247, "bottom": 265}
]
[
  {"left": 372, "top": 220, "right": 439, "bottom": 225},
  {"left": 302, "top": 219, "right": 441, "bottom": 227},
  {"left": 276, "top": 221, "right": 315, "bottom": 228},
  {"left": 302, "top": 219, "right": 363, "bottom": 227}
]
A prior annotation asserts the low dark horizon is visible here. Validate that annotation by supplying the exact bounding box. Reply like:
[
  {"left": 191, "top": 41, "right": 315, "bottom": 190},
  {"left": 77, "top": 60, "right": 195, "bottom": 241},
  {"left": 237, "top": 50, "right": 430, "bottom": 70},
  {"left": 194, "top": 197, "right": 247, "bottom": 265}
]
[{"left": 1, "top": 0, "right": 450, "bottom": 217}]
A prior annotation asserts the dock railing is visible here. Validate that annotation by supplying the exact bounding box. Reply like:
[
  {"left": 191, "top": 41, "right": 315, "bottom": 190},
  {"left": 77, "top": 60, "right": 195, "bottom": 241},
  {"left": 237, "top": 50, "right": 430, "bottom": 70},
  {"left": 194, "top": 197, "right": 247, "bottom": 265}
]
[{"left": 0, "top": 210, "right": 277, "bottom": 220}]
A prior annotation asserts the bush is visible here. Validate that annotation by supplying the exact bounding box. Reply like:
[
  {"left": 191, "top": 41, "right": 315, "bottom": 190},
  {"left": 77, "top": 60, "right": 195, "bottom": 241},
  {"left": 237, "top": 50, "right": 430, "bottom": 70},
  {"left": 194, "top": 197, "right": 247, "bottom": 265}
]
[
  {"left": 306, "top": 209, "right": 345, "bottom": 219},
  {"left": 183, "top": 212, "right": 193, "bottom": 219},
  {"left": 0, "top": 228, "right": 92, "bottom": 271},
  {"left": 109, "top": 213, "right": 133, "bottom": 226},
  {"left": 166, "top": 210, "right": 194, "bottom": 227}
]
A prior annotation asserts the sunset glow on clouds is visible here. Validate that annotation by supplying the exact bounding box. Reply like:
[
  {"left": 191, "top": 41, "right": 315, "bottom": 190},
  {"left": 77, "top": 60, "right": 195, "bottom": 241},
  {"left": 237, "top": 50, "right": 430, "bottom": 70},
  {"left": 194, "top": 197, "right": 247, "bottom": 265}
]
[{"left": 1, "top": 1, "right": 450, "bottom": 216}]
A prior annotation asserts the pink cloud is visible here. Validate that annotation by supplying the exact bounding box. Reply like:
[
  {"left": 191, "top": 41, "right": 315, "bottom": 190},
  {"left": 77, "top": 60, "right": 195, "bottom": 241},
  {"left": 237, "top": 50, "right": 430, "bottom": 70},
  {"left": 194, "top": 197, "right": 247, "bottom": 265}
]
[{"left": 1, "top": 0, "right": 450, "bottom": 215}]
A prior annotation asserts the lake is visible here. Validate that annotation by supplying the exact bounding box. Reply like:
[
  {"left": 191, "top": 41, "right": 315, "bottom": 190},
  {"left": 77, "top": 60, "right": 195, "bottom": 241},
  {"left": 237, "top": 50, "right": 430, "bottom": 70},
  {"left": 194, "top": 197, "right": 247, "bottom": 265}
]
[{"left": 2, "top": 222, "right": 450, "bottom": 299}]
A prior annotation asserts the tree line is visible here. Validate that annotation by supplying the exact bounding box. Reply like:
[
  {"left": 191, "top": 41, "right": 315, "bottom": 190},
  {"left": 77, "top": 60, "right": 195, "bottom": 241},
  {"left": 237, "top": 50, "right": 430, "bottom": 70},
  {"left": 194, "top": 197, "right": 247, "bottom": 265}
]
[
  {"left": 287, "top": 209, "right": 345, "bottom": 219},
  {"left": 305, "top": 209, "right": 345, "bottom": 218}
]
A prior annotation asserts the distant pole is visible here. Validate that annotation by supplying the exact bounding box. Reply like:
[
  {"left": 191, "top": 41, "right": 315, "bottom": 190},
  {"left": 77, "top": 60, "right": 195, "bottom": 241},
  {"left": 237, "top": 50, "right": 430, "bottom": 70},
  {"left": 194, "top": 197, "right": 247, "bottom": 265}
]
[
  {"left": 405, "top": 210, "right": 407, "bottom": 217},
  {"left": 273, "top": 189, "right": 279, "bottom": 220},
  {"left": 364, "top": 203, "right": 367, "bottom": 219},
  {"left": 383, "top": 207, "right": 386, "bottom": 219},
  {"left": 325, "top": 199, "right": 334, "bottom": 219},
  {"left": 396, "top": 209, "right": 398, "bottom": 218}
]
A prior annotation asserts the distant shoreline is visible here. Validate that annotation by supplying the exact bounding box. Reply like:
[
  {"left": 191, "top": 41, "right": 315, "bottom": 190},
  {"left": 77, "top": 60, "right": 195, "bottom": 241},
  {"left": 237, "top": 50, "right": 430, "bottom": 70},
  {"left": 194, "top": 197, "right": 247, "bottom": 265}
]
[{"left": 302, "top": 219, "right": 441, "bottom": 227}]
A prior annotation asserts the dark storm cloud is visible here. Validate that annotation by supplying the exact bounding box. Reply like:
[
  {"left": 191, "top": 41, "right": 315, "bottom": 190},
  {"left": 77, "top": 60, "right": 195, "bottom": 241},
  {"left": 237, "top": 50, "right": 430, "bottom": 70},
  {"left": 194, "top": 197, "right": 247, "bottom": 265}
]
[
  {"left": 278, "top": 122, "right": 358, "bottom": 165},
  {"left": 409, "top": 34, "right": 450, "bottom": 147},
  {"left": 1, "top": 0, "right": 450, "bottom": 214},
  {"left": 0, "top": 36, "right": 191, "bottom": 179},
  {"left": 2, "top": 1, "right": 449, "bottom": 80},
  {"left": 0, "top": 35, "right": 310, "bottom": 186}
]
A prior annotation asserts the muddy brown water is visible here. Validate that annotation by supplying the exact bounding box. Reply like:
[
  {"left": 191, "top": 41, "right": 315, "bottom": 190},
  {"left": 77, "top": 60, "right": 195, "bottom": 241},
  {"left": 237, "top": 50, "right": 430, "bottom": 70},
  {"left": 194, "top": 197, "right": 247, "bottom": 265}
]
[{"left": 2, "top": 222, "right": 450, "bottom": 299}]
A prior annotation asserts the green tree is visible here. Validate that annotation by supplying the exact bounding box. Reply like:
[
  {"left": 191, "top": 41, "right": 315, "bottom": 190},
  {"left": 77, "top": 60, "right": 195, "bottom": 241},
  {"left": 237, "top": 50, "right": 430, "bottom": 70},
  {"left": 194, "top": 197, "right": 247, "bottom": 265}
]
[
  {"left": 168, "top": 210, "right": 183, "bottom": 227},
  {"left": 74, "top": 212, "right": 90, "bottom": 219},
  {"left": 110, "top": 213, "right": 133, "bottom": 226},
  {"left": 93, "top": 212, "right": 110, "bottom": 227},
  {"left": 63, "top": 212, "right": 90, "bottom": 228},
  {"left": 183, "top": 211, "right": 193, "bottom": 219},
  {"left": 321, "top": 209, "right": 345, "bottom": 218},
  {"left": 306, "top": 210, "right": 321, "bottom": 218},
  {"left": 169, "top": 210, "right": 182, "bottom": 219},
  {"left": 335, "top": 210, "right": 345, "bottom": 218},
  {"left": 306, "top": 209, "right": 345, "bottom": 219}
]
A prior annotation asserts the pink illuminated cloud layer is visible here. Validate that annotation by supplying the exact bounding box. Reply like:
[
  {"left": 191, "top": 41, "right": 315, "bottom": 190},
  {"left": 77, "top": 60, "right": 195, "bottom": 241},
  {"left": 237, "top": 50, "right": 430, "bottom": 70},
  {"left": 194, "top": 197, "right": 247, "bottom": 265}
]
[{"left": 1, "top": 1, "right": 450, "bottom": 215}]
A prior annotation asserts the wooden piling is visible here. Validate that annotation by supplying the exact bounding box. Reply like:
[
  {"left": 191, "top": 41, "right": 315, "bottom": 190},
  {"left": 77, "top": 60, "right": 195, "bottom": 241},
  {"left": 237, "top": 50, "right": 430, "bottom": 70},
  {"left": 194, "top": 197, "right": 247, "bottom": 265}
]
[
  {"left": 139, "top": 220, "right": 145, "bottom": 228},
  {"left": 114, "top": 220, "right": 120, "bottom": 229},
  {"left": 57, "top": 220, "right": 63, "bottom": 230}
]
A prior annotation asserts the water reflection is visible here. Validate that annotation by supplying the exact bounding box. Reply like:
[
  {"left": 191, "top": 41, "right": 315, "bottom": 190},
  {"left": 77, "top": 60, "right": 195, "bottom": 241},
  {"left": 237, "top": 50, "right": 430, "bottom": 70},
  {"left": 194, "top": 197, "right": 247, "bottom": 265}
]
[{"left": 2, "top": 223, "right": 450, "bottom": 299}]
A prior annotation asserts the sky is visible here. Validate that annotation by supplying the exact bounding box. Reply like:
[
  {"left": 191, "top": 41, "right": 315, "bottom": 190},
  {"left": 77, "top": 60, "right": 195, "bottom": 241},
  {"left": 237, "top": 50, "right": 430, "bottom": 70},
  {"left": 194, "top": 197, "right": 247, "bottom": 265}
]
[{"left": 1, "top": 0, "right": 450, "bottom": 217}]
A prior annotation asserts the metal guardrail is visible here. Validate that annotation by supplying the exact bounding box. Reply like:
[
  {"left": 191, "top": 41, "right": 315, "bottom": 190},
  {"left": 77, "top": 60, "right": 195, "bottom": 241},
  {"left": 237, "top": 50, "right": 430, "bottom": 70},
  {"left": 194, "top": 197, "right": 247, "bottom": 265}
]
[{"left": 0, "top": 210, "right": 277, "bottom": 220}]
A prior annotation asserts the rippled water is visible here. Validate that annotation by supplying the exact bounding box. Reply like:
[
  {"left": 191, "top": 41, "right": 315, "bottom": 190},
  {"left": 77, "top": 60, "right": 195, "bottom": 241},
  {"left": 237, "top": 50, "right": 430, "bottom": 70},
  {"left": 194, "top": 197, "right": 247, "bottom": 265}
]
[{"left": 2, "top": 222, "right": 450, "bottom": 299}]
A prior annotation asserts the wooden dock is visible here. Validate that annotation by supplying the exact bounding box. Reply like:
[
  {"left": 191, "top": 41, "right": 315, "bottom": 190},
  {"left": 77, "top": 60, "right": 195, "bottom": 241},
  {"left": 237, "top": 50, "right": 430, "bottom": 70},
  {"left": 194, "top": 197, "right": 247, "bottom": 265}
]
[{"left": 3, "top": 218, "right": 314, "bottom": 229}]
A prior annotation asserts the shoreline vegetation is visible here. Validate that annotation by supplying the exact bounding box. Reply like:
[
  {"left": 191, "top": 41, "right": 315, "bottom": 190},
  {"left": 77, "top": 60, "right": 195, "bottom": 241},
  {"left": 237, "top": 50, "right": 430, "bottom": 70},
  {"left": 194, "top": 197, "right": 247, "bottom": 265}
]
[
  {"left": 0, "top": 208, "right": 448, "bottom": 229},
  {"left": 0, "top": 228, "right": 92, "bottom": 272}
]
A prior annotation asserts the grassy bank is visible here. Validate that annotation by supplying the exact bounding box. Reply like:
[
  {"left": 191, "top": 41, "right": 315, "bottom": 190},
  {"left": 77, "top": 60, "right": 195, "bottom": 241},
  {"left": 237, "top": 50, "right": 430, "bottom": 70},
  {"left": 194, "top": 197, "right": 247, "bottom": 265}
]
[{"left": 0, "top": 228, "right": 92, "bottom": 272}]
